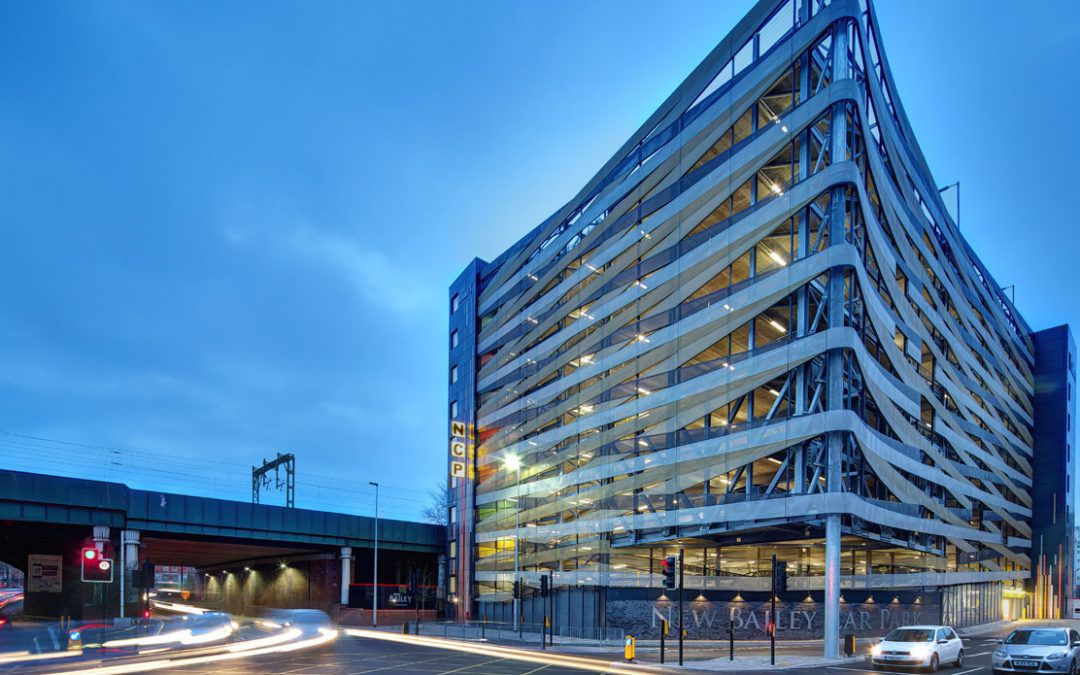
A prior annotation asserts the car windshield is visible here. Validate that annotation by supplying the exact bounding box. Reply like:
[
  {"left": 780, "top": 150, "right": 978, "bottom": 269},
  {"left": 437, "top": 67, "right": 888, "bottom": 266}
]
[
  {"left": 1005, "top": 630, "right": 1067, "bottom": 646},
  {"left": 885, "top": 629, "right": 933, "bottom": 642}
]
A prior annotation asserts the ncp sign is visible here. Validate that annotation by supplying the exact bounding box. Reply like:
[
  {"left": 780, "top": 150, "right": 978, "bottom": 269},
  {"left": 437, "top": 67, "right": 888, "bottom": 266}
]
[{"left": 450, "top": 421, "right": 468, "bottom": 479}]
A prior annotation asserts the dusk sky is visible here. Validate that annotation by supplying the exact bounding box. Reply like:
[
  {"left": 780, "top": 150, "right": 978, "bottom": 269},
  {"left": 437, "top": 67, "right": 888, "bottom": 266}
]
[{"left": 1, "top": 1, "right": 1076, "bottom": 519}]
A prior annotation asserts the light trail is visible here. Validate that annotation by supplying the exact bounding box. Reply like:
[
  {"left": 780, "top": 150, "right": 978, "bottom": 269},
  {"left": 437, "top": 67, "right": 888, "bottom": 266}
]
[
  {"left": 0, "top": 649, "right": 80, "bottom": 665},
  {"left": 226, "top": 627, "right": 301, "bottom": 652},
  {"left": 150, "top": 600, "right": 206, "bottom": 615},
  {"left": 47, "top": 628, "right": 338, "bottom": 674},
  {"left": 102, "top": 629, "right": 192, "bottom": 648},
  {"left": 342, "top": 628, "right": 662, "bottom": 674}
]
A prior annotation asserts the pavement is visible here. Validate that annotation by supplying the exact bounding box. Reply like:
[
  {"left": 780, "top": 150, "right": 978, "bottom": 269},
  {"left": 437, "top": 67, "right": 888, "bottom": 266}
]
[{"left": 157, "top": 623, "right": 1024, "bottom": 674}]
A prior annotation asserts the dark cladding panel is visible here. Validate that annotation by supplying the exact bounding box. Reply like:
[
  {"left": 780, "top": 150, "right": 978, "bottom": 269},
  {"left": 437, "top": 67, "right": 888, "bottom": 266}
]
[{"left": 1031, "top": 324, "right": 1077, "bottom": 617}]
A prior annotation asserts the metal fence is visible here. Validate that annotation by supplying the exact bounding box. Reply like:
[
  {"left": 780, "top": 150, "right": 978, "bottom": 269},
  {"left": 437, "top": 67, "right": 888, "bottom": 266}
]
[{"left": 411, "top": 620, "right": 626, "bottom": 647}]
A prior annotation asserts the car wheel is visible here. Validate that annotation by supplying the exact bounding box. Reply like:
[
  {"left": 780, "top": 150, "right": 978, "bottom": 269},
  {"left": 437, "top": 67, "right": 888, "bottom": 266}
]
[
  {"left": 927, "top": 653, "right": 938, "bottom": 672},
  {"left": 954, "top": 649, "right": 963, "bottom": 667},
  {"left": 1071, "top": 658, "right": 1077, "bottom": 675}
]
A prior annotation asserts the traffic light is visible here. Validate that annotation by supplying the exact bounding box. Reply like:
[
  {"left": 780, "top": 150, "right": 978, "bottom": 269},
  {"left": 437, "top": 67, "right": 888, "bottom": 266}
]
[
  {"left": 661, "top": 555, "right": 677, "bottom": 590},
  {"left": 132, "top": 560, "right": 155, "bottom": 589},
  {"left": 512, "top": 580, "right": 521, "bottom": 600},
  {"left": 540, "top": 574, "right": 549, "bottom": 598},
  {"left": 81, "top": 548, "right": 114, "bottom": 583},
  {"left": 772, "top": 559, "right": 788, "bottom": 593}
]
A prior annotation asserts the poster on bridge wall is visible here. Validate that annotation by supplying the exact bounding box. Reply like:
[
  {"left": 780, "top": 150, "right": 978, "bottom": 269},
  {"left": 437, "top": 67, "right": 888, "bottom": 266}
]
[{"left": 27, "top": 554, "right": 62, "bottom": 593}]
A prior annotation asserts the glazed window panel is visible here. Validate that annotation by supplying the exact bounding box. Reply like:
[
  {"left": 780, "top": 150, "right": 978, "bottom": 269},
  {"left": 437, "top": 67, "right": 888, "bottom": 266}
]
[
  {"left": 758, "top": 0, "right": 794, "bottom": 55},
  {"left": 729, "top": 249, "right": 752, "bottom": 285},
  {"left": 732, "top": 108, "right": 754, "bottom": 146},
  {"left": 733, "top": 40, "right": 754, "bottom": 76},
  {"left": 757, "top": 65, "right": 799, "bottom": 129},
  {"left": 731, "top": 178, "right": 753, "bottom": 216},
  {"left": 756, "top": 221, "right": 795, "bottom": 273}
]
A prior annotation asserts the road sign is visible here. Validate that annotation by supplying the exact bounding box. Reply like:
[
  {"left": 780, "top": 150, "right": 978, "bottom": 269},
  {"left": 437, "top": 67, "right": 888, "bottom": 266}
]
[{"left": 28, "top": 554, "right": 62, "bottom": 593}]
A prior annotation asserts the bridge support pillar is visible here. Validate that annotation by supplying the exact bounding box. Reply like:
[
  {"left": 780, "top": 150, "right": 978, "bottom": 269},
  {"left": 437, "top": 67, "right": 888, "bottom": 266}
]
[
  {"left": 92, "top": 525, "right": 110, "bottom": 552},
  {"left": 121, "top": 530, "right": 140, "bottom": 618},
  {"left": 340, "top": 547, "right": 353, "bottom": 605}
]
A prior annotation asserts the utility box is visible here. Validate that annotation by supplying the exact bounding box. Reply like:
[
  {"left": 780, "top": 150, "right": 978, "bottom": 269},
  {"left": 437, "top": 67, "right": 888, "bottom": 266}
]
[
  {"left": 844, "top": 633, "right": 856, "bottom": 656},
  {"left": 623, "top": 635, "right": 636, "bottom": 661}
]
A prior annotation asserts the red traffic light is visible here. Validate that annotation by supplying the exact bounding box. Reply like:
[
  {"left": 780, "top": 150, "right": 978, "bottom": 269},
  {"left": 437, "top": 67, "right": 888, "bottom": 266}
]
[{"left": 81, "top": 549, "right": 114, "bottom": 583}]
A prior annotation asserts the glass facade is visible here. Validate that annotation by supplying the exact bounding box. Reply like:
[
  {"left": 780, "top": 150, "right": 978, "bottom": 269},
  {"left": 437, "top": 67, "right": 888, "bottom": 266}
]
[
  {"left": 446, "top": 0, "right": 1067, "bottom": 636},
  {"left": 942, "top": 583, "right": 1004, "bottom": 629}
]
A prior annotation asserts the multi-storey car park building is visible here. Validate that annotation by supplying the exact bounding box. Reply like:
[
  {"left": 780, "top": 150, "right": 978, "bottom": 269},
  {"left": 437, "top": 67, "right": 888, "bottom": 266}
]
[{"left": 447, "top": 0, "right": 1075, "bottom": 653}]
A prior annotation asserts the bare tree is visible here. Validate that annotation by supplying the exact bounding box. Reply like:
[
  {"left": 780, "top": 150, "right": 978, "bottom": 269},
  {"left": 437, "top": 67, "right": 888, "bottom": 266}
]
[{"left": 422, "top": 481, "right": 451, "bottom": 526}]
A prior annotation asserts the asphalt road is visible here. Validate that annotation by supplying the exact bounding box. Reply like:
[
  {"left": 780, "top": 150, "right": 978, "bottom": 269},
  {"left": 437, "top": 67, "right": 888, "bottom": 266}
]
[
  {"left": 159, "top": 634, "right": 604, "bottom": 674},
  {"left": 147, "top": 631, "right": 1014, "bottom": 675},
  {"left": 771, "top": 635, "right": 1007, "bottom": 675},
  {"left": 0, "top": 619, "right": 1051, "bottom": 674}
]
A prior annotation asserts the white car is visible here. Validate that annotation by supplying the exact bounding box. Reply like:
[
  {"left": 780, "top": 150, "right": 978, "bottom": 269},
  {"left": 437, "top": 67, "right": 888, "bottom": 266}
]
[{"left": 870, "top": 625, "right": 964, "bottom": 671}]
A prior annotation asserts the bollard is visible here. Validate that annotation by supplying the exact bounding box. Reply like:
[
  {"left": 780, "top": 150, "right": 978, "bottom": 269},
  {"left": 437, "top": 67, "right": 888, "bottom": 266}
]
[
  {"left": 844, "top": 633, "right": 856, "bottom": 657},
  {"left": 402, "top": 621, "right": 409, "bottom": 635}
]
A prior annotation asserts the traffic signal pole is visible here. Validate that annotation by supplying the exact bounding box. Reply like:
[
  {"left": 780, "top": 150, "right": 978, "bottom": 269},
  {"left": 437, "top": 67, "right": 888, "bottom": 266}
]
[
  {"left": 660, "top": 619, "right": 667, "bottom": 664},
  {"left": 678, "top": 547, "right": 684, "bottom": 667},
  {"left": 770, "top": 553, "right": 777, "bottom": 666}
]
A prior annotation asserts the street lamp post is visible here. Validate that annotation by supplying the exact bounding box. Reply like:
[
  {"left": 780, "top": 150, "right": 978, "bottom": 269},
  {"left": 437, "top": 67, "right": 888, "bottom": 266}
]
[
  {"left": 370, "top": 481, "right": 379, "bottom": 628},
  {"left": 505, "top": 454, "right": 522, "bottom": 632}
]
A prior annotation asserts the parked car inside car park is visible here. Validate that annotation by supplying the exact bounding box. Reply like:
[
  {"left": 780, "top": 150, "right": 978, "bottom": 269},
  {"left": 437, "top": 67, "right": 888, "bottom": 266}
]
[
  {"left": 870, "top": 625, "right": 964, "bottom": 671},
  {"left": 993, "top": 627, "right": 1080, "bottom": 674}
]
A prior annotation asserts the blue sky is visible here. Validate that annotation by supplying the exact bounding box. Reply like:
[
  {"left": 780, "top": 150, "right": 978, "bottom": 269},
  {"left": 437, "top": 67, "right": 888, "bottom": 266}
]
[{"left": 0, "top": 1, "right": 1076, "bottom": 519}]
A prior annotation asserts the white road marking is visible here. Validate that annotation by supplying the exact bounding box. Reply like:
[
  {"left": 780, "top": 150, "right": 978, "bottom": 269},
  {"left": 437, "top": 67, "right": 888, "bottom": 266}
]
[{"left": 953, "top": 668, "right": 983, "bottom": 675}]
